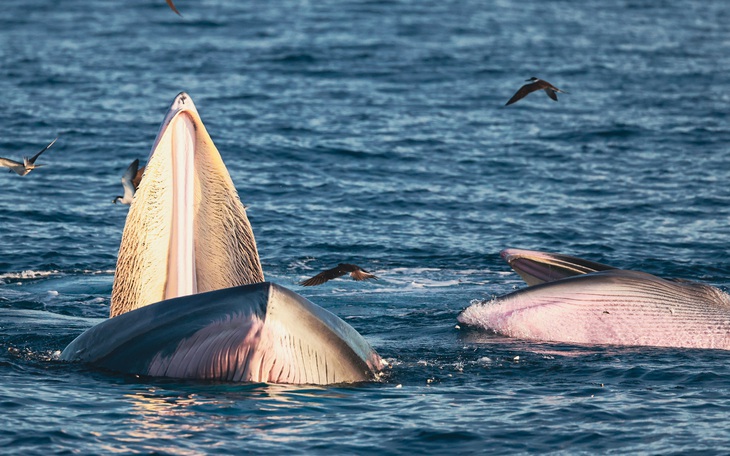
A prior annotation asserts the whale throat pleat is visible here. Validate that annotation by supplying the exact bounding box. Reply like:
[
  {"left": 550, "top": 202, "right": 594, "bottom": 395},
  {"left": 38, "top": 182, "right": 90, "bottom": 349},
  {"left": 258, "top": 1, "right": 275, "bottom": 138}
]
[{"left": 458, "top": 269, "right": 730, "bottom": 349}]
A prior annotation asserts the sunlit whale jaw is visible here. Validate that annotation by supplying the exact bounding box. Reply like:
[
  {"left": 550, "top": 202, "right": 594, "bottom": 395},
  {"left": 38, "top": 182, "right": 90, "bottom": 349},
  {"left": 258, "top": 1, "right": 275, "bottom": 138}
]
[
  {"left": 62, "top": 282, "right": 383, "bottom": 384},
  {"left": 458, "top": 249, "right": 730, "bottom": 350},
  {"left": 111, "top": 92, "right": 264, "bottom": 317}
]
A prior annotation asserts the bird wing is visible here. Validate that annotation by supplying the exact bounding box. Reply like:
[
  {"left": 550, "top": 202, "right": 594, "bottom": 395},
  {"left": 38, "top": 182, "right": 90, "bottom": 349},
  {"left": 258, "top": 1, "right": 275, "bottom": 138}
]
[
  {"left": 122, "top": 159, "right": 139, "bottom": 184},
  {"left": 546, "top": 81, "right": 567, "bottom": 94},
  {"left": 0, "top": 157, "right": 26, "bottom": 175},
  {"left": 132, "top": 165, "right": 145, "bottom": 190},
  {"left": 166, "top": 0, "right": 181, "bottom": 15},
  {"left": 505, "top": 83, "right": 540, "bottom": 106},
  {"left": 545, "top": 89, "right": 559, "bottom": 101},
  {"left": 27, "top": 137, "right": 57, "bottom": 165},
  {"left": 300, "top": 265, "right": 350, "bottom": 286},
  {"left": 121, "top": 159, "right": 140, "bottom": 200},
  {"left": 349, "top": 268, "right": 378, "bottom": 281}
]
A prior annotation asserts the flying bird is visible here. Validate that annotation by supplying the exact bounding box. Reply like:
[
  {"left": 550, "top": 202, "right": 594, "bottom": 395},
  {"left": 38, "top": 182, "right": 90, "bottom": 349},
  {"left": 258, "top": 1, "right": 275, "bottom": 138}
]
[
  {"left": 0, "top": 137, "right": 58, "bottom": 176},
  {"left": 166, "top": 0, "right": 181, "bottom": 15},
  {"left": 300, "top": 263, "right": 379, "bottom": 287},
  {"left": 113, "top": 159, "right": 145, "bottom": 205},
  {"left": 505, "top": 77, "right": 568, "bottom": 106}
]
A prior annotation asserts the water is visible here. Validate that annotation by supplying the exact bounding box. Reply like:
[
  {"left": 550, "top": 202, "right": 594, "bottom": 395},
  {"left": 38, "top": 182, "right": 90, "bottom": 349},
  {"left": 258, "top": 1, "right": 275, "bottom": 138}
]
[{"left": 2, "top": 0, "right": 730, "bottom": 453}]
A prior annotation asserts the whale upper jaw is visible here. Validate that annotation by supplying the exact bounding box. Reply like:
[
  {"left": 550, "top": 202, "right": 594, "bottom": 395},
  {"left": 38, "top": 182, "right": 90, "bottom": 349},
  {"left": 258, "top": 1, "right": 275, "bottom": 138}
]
[
  {"left": 110, "top": 92, "right": 264, "bottom": 318},
  {"left": 500, "top": 248, "right": 616, "bottom": 286},
  {"left": 147, "top": 92, "right": 198, "bottom": 164}
]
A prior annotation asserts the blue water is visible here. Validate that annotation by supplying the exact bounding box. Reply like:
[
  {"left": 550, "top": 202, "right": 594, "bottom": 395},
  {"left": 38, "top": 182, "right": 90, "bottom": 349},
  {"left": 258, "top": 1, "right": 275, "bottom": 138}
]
[{"left": 2, "top": 0, "right": 730, "bottom": 453}]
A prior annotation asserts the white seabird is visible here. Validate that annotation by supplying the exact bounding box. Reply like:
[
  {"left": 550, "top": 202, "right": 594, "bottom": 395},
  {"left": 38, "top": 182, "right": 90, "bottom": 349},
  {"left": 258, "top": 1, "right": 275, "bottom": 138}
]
[
  {"left": 0, "top": 137, "right": 58, "bottom": 176},
  {"left": 113, "top": 158, "right": 145, "bottom": 205}
]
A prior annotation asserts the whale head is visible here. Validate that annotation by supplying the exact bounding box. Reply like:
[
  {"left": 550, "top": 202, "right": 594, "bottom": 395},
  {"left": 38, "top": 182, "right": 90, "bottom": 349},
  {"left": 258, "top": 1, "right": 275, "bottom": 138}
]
[{"left": 110, "top": 92, "right": 264, "bottom": 317}]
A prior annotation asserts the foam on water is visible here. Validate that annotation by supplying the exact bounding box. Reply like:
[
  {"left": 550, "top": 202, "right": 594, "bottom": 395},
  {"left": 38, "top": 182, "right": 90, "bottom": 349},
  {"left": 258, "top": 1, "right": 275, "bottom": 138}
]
[{"left": 0, "top": 270, "right": 61, "bottom": 281}]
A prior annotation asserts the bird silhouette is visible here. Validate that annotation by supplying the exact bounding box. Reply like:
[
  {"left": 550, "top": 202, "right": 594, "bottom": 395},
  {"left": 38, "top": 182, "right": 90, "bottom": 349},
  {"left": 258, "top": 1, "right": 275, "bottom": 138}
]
[
  {"left": 300, "top": 263, "right": 379, "bottom": 286},
  {"left": 0, "top": 137, "right": 58, "bottom": 176},
  {"left": 505, "top": 77, "right": 567, "bottom": 106}
]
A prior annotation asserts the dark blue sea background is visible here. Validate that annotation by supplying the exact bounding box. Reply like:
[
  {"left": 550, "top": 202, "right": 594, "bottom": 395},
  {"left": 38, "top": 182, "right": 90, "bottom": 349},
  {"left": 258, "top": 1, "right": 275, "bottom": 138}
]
[{"left": 2, "top": 0, "right": 730, "bottom": 453}]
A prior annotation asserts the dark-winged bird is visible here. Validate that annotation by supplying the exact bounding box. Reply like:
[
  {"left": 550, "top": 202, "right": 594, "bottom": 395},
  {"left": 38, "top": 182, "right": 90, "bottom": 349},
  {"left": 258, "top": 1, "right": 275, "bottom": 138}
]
[
  {"left": 166, "top": 0, "right": 181, "bottom": 15},
  {"left": 0, "top": 137, "right": 57, "bottom": 176},
  {"left": 505, "top": 77, "right": 567, "bottom": 106},
  {"left": 300, "top": 264, "right": 379, "bottom": 287},
  {"left": 114, "top": 159, "right": 145, "bottom": 205}
]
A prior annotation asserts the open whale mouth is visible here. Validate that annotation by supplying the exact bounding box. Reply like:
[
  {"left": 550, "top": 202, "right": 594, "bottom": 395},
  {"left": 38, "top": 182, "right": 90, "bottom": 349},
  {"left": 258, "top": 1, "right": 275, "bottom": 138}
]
[
  {"left": 110, "top": 92, "right": 264, "bottom": 317},
  {"left": 150, "top": 95, "right": 199, "bottom": 299}
]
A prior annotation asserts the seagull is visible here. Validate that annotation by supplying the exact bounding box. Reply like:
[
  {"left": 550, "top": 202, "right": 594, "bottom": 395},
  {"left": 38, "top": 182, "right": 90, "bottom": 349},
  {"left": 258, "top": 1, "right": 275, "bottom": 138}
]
[
  {"left": 300, "top": 263, "right": 379, "bottom": 287},
  {"left": 166, "top": 0, "right": 181, "bottom": 15},
  {"left": 505, "top": 77, "right": 568, "bottom": 106},
  {"left": 113, "top": 159, "right": 145, "bottom": 205},
  {"left": 0, "top": 137, "right": 57, "bottom": 176}
]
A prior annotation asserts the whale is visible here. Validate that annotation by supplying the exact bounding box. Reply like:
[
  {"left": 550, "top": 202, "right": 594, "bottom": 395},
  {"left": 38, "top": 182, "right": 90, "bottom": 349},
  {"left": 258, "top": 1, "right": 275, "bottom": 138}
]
[
  {"left": 457, "top": 248, "right": 730, "bottom": 350},
  {"left": 62, "top": 282, "right": 381, "bottom": 383},
  {"left": 61, "top": 93, "right": 382, "bottom": 383}
]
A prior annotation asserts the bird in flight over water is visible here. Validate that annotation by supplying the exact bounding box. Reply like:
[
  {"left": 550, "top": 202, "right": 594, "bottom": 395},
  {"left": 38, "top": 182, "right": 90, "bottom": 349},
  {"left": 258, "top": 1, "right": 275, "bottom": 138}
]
[
  {"left": 114, "top": 158, "right": 145, "bottom": 205},
  {"left": 300, "top": 263, "right": 379, "bottom": 286},
  {"left": 505, "top": 77, "right": 568, "bottom": 106},
  {"left": 166, "top": 0, "right": 181, "bottom": 15},
  {"left": 0, "top": 137, "right": 58, "bottom": 176}
]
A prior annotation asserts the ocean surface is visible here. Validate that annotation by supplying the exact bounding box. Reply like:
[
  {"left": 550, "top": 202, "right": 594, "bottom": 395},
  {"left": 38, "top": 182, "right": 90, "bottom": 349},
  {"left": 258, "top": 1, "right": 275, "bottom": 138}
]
[{"left": 2, "top": 0, "right": 730, "bottom": 453}]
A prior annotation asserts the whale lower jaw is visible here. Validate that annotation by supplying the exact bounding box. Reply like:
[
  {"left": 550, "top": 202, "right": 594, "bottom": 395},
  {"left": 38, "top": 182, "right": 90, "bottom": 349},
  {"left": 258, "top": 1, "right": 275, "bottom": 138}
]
[{"left": 62, "top": 282, "right": 382, "bottom": 384}]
